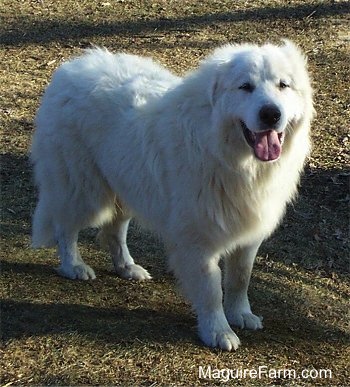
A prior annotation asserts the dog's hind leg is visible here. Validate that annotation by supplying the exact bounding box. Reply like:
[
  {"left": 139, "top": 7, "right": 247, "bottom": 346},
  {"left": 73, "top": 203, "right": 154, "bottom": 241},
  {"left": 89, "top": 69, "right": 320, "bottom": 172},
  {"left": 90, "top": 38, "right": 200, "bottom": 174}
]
[
  {"left": 32, "top": 196, "right": 56, "bottom": 248},
  {"left": 98, "top": 213, "right": 151, "bottom": 281},
  {"left": 223, "top": 241, "right": 263, "bottom": 330},
  {"left": 56, "top": 225, "right": 96, "bottom": 280}
]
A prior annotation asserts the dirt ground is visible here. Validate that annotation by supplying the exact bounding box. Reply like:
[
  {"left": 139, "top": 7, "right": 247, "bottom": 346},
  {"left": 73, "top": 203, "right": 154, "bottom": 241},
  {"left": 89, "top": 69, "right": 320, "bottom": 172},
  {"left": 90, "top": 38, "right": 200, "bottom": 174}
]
[{"left": 0, "top": 0, "right": 349, "bottom": 385}]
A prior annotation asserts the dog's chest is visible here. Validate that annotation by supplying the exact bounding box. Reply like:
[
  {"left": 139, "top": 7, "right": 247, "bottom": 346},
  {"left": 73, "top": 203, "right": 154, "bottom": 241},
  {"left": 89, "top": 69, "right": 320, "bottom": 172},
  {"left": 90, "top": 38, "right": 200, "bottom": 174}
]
[{"left": 215, "top": 166, "right": 298, "bottom": 242}]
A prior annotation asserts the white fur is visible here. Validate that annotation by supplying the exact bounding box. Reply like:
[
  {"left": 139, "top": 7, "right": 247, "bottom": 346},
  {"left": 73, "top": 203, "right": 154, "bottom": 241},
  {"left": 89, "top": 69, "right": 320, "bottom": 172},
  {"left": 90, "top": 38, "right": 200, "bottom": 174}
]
[{"left": 31, "top": 41, "right": 313, "bottom": 350}]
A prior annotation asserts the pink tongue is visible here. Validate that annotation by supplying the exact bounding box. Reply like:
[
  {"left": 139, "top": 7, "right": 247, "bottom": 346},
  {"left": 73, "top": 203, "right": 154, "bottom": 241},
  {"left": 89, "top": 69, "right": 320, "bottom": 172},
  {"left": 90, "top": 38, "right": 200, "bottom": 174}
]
[{"left": 254, "top": 130, "right": 281, "bottom": 161}]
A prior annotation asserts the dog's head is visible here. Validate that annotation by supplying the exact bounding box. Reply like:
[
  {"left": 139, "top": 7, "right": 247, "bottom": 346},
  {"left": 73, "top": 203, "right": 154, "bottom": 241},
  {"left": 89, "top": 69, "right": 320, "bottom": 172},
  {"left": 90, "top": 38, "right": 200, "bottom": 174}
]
[{"left": 204, "top": 40, "right": 313, "bottom": 162}]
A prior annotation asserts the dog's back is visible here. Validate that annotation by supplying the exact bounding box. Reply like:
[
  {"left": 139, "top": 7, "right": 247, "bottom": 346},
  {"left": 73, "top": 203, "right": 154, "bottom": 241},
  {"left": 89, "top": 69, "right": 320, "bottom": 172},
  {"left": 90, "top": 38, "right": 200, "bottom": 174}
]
[{"left": 31, "top": 49, "right": 180, "bottom": 247}]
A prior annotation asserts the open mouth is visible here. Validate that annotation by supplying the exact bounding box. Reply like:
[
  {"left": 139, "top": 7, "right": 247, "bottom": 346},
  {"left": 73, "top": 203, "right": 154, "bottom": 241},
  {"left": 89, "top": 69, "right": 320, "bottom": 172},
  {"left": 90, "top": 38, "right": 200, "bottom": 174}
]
[{"left": 241, "top": 120, "right": 285, "bottom": 162}]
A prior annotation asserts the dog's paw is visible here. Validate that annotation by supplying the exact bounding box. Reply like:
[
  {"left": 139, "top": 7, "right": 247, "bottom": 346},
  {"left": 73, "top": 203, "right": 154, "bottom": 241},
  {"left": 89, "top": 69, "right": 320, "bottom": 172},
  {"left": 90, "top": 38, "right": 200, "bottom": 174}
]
[
  {"left": 115, "top": 264, "right": 152, "bottom": 281},
  {"left": 226, "top": 310, "right": 263, "bottom": 330},
  {"left": 200, "top": 327, "right": 241, "bottom": 351},
  {"left": 198, "top": 315, "right": 241, "bottom": 351},
  {"left": 56, "top": 263, "right": 96, "bottom": 280}
]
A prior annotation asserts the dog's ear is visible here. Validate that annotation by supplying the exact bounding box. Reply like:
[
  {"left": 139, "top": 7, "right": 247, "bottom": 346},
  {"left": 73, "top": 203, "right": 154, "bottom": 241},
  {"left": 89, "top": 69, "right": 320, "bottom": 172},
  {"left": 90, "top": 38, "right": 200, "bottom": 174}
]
[
  {"left": 280, "top": 39, "right": 310, "bottom": 87},
  {"left": 281, "top": 39, "right": 308, "bottom": 66},
  {"left": 281, "top": 39, "right": 314, "bottom": 118},
  {"left": 207, "top": 61, "right": 229, "bottom": 107},
  {"left": 209, "top": 71, "right": 220, "bottom": 107},
  {"left": 203, "top": 44, "right": 239, "bottom": 107}
]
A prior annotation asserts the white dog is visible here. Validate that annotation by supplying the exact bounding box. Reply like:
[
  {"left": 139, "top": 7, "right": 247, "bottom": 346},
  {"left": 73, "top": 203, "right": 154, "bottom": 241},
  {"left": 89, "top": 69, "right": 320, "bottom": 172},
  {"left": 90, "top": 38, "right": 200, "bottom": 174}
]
[{"left": 31, "top": 40, "right": 313, "bottom": 351}]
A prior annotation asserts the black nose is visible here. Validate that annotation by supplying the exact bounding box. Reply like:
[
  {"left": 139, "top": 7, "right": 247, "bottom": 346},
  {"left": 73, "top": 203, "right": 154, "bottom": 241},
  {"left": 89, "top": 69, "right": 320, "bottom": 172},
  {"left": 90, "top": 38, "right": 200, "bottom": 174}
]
[{"left": 259, "top": 105, "right": 281, "bottom": 127}]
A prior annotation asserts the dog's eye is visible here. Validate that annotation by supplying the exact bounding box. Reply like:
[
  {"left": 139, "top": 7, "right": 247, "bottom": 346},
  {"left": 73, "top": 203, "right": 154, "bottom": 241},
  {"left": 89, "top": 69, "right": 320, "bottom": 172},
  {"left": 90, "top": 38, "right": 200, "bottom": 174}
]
[
  {"left": 239, "top": 83, "right": 254, "bottom": 92},
  {"left": 279, "top": 81, "right": 289, "bottom": 89}
]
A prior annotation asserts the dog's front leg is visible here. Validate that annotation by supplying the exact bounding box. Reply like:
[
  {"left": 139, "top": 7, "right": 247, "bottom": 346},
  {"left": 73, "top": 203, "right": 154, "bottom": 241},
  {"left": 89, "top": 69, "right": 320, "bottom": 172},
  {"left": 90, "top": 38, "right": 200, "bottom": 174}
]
[
  {"left": 223, "top": 241, "right": 263, "bottom": 330},
  {"left": 169, "top": 247, "right": 240, "bottom": 351}
]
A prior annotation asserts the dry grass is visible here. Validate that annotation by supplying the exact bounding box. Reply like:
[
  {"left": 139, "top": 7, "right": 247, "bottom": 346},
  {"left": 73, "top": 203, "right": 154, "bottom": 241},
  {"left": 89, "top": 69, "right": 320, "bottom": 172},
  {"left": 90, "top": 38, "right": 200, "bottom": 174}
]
[{"left": 1, "top": 0, "right": 349, "bottom": 385}]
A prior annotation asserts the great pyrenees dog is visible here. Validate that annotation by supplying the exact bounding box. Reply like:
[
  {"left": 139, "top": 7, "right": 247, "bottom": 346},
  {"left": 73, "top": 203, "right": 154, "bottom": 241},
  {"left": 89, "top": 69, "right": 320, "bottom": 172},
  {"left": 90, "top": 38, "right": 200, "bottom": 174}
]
[{"left": 31, "top": 40, "right": 313, "bottom": 351}]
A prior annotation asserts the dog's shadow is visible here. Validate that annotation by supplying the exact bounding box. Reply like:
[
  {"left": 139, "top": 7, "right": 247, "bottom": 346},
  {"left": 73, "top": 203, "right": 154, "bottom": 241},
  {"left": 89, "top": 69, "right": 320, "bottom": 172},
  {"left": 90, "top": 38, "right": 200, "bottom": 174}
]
[
  {"left": 1, "top": 260, "right": 195, "bottom": 346},
  {"left": 1, "top": 298, "right": 196, "bottom": 345}
]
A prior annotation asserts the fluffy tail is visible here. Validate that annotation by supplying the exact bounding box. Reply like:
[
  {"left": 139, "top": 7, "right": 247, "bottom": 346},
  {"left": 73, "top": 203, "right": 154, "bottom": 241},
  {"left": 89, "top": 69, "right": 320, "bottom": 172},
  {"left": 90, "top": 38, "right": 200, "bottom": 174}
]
[{"left": 31, "top": 200, "right": 56, "bottom": 248}]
